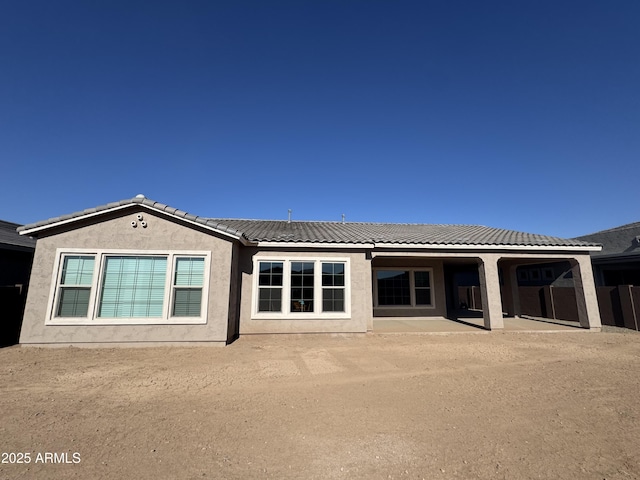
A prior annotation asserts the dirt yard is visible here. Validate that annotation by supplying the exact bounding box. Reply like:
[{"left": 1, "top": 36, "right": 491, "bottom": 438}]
[{"left": 1, "top": 329, "right": 639, "bottom": 480}]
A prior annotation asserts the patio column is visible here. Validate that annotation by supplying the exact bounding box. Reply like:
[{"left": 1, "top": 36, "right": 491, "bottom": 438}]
[
  {"left": 478, "top": 255, "right": 504, "bottom": 330},
  {"left": 571, "top": 255, "right": 602, "bottom": 331}
]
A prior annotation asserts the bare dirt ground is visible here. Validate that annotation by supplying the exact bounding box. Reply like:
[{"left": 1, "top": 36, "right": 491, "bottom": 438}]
[{"left": 1, "top": 329, "right": 639, "bottom": 480}]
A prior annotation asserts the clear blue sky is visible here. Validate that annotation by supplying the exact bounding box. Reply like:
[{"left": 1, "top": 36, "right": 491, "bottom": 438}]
[{"left": 1, "top": 1, "right": 638, "bottom": 237}]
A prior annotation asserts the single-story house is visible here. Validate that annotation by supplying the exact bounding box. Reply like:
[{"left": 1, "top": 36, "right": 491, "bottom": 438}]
[
  {"left": 1, "top": 219, "right": 36, "bottom": 287},
  {"left": 17, "top": 195, "right": 602, "bottom": 346},
  {"left": 1, "top": 219, "right": 35, "bottom": 346}
]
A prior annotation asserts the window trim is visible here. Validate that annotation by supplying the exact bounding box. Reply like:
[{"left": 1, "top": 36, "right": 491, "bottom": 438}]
[
  {"left": 171, "top": 256, "right": 207, "bottom": 317},
  {"left": 256, "top": 260, "right": 285, "bottom": 314},
  {"left": 55, "top": 255, "right": 96, "bottom": 318},
  {"left": 373, "top": 267, "right": 435, "bottom": 309},
  {"left": 46, "top": 248, "right": 211, "bottom": 325},
  {"left": 251, "top": 256, "right": 351, "bottom": 319}
]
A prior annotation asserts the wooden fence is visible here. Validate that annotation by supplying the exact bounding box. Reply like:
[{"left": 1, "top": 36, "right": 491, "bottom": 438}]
[{"left": 459, "top": 284, "right": 640, "bottom": 331}]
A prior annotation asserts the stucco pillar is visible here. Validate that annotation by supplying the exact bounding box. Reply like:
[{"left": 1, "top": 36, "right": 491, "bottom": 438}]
[
  {"left": 571, "top": 256, "right": 602, "bottom": 331},
  {"left": 478, "top": 255, "right": 504, "bottom": 330}
]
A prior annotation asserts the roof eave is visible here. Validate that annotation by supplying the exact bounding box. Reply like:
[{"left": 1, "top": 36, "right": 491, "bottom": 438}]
[
  {"left": 373, "top": 242, "right": 601, "bottom": 252},
  {"left": 256, "top": 241, "right": 375, "bottom": 248},
  {"left": 591, "top": 250, "right": 640, "bottom": 261},
  {"left": 253, "top": 241, "right": 601, "bottom": 251},
  {"left": 0, "top": 242, "right": 35, "bottom": 252}
]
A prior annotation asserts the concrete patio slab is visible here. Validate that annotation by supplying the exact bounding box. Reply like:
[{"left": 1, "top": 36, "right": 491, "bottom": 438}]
[{"left": 373, "top": 316, "right": 584, "bottom": 334}]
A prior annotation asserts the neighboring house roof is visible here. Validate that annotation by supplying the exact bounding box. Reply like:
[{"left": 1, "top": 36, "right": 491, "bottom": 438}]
[
  {"left": 0, "top": 220, "right": 36, "bottom": 251},
  {"left": 18, "top": 196, "right": 600, "bottom": 251},
  {"left": 576, "top": 221, "right": 640, "bottom": 259}
]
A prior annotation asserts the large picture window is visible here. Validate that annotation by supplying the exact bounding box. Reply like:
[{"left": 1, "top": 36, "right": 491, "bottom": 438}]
[
  {"left": 49, "top": 250, "right": 210, "bottom": 325},
  {"left": 377, "top": 270, "right": 411, "bottom": 306},
  {"left": 98, "top": 256, "right": 167, "bottom": 318},
  {"left": 375, "top": 269, "right": 433, "bottom": 308},
  {"left": 254, "top": 258, "right": 350, "bottom": 318}
]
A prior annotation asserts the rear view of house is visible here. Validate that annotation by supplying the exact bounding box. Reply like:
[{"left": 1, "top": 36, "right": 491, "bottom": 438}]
[{"left": 17, "top": 196, "right": 602, "bottom": 346}]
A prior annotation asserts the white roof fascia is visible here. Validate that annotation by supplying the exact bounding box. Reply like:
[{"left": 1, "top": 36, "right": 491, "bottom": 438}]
[
  {"left": 256, "top": 241, "right": 375, "bottom": 249},
  {"left": 19, "top": 204, "right": 251, "bottom": 245},
  {"left": 373, "top": 242, "right": 601, "bottom": 252},
  {"left": 255, "top": 241, "right": 599, "bottom": 252},
  {"left": 18, "top": 204, "right": 135, "bottom": 235}
]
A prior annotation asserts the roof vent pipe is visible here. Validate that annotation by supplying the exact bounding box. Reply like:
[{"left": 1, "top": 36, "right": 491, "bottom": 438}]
[
  {"left": 288, "top": 209, "right": 292, "bottom": 223},
  {"left": 342, "top": 214, "right": 345, "bottom": 223}
]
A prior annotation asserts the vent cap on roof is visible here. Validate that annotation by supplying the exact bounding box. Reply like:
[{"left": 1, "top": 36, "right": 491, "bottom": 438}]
[{"left": 135, "top": 194, "right": 146, "bottom": 199}]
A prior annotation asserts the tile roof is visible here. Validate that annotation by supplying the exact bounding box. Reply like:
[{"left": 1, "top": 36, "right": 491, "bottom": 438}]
[
  {"left": 17, "top": 196, "right": 598, "bottom": 249},
  {"left": 0, "top": 220, "right": 36, "bottom": 250},
  {"left": 17, "top": 196, "right": 246, "bottom": 240},
  {"left": 208, "top": 219, "right": 597, "bottom": 248}
]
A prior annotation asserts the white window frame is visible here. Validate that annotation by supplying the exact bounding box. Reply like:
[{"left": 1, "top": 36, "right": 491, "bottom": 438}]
[
  {"left": 251, "top": 256, "right": 351, "bottom": 319},
  {"left": 373, "top": 267, "right": 435, "bottom": 309},
  {"left": 46, "top": 248, "right": 211, "bottom": 325},
  {"left": 53, "top": 254, "right": 96, "bottom": 318}
]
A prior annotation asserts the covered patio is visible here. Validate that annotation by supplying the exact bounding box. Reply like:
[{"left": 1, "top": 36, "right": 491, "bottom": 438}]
[{"left": 370, "top": 249, "right": 602, "bottom": 333}]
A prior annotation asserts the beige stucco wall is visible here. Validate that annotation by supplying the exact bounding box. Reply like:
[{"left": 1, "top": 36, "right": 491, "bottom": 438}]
[
  {"left": 20, "top": 208, "right": 236, "bottom": 345},
  {"left": 238, "top": 248, "right": 373, "bottom": 334}
]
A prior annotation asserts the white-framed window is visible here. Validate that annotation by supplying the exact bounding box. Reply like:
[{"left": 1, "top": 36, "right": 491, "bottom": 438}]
[
  {"left": 321, "top": 262, "right": 346, "bottom": 313},
  {"left": 98, "top": 256, "right": 168, "bottom": 318},
  {"left": 172, "top": 257, "right": 206, "bottom": 317},
  {"left": 56, "top": 255, "right": 95, "bottom": 317},
  {"left": 252, "top": 257, "right": 350, "bottom": 319},
  {"left": 47, "top": 249, "right": 210, "bottom": 325},
  {"left": 257, "top": 261, "right": 284, "bottom": 313},
  {"left": 374, "top": 268, "right": 434, "bottom": 308}
]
